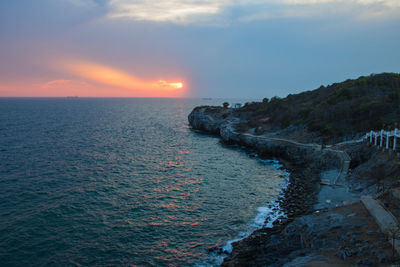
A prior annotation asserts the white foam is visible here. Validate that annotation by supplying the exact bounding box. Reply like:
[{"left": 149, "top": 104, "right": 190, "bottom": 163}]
[{"left": 205, "top": 161, "right": 290, "bottom": 266}]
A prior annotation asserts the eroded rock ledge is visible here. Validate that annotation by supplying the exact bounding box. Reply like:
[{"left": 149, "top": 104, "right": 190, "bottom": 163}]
[{"left": 188, "top": 106, "right": 341, "bottom": 168}]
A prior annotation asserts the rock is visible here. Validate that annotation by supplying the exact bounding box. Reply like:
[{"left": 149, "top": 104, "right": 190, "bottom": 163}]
[
  {"left": 337, "top": 251, "right": 347, "bottom": 260},
  {"left": 188, "top": 106, "right": 396, "bottom": 267},
  {"left": 207, "top": 246, "right": 216, "bottom": 252},
  {"left": 320, "top": 179, "right": 331, "bottom": 185},
  {"left": 255, "top": 126, "right": 264, "bottom": 135},
  {"left": 357, "top": 259, "right": 373, "bottom": 265},
  {"left": 373, "top": 250, "right": 390, "bottom": 263},
  {"left": 283, "top": 254, "right": 328, "bottom": 267},
  {"left": 357, "top": 245, "right": 372, "bottom": 254}
]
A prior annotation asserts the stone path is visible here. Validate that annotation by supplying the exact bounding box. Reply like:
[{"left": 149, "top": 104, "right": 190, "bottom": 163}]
[
  {"left": 240, "top": 132, "right": 322, "bottom": 150},
  {"left": 361, "top": 196, "right": 398, "bottom": 234},
  {"left": 361, "top": 195, "right": 400, "bottom": 255},
  {"left": 239, "top": 132, "right": 351, "bottom": 186},
  {"left": 324, "top": 148, "right": 351, "bottom": 185}
]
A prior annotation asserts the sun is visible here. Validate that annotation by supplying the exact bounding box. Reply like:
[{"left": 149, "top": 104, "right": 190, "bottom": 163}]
[{"left": 155, "top": 80, "right": 184, "bottom": 90}]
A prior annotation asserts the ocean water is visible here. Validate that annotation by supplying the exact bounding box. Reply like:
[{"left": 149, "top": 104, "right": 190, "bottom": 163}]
[{"left": 0, "top": 98, "right": 288, "bottom": 266}]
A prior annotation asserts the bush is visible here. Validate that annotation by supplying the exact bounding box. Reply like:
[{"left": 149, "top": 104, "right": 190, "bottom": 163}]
[
  {"left": 281, "top": 117, "right": 292, "bottom": 129},
  {"left": 228, "top": 72, "right": 400, "bottom": 139},
  {"left": 300, "top": 108, "right": 312, "bottom": 120},
  {"left": 389, "top": 88, "right": 400, "bottom": 103},
  {"left": 327, "top": 87, "right": 352, "bottom": 105}
]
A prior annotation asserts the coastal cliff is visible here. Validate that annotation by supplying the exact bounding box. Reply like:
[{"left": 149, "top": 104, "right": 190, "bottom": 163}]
[
  {"left": 189, "top": 106, "right": 344, "bottom": 219},
  {"left": 188, "top": 104, "right": 400, "bottom": 266},
  {"left": 188, "top": 106, "right": 342, "bottom": 169}
]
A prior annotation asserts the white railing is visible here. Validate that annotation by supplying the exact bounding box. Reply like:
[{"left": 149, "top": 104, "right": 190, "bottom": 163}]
[{"left": 364, "top": 128, "right": 400, "bottom": 151}]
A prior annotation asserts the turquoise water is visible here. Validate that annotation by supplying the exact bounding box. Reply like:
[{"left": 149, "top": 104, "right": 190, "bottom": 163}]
[{"left": 0, "top": 98, "right": 287, "bottom": 266}]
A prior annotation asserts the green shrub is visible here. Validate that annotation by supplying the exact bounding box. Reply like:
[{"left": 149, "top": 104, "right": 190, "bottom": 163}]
[
  {"left": 389, "top": 88, "right": 400, "bottom": 103},
  {"left": 231, "top": 72, "right": 400, "bottom": 139},
  {"left": 300, "top": 108, "right": 312, "bottom": 120}
]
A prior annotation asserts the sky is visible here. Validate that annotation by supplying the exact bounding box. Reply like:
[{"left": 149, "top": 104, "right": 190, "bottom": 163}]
[{"left": 0, "top": 0, "right": 399, "bottom": 98}]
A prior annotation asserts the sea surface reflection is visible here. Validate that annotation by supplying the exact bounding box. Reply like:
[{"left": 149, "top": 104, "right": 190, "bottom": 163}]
[{"left": 0, "top": 98, "right": 287, "bottom": 266}]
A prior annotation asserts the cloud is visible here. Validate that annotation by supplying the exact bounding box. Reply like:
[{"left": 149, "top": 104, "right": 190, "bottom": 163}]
[
  {"left": 58, "top": 60, "right": 185, "bottom": 95},
  {"left": 106, "top": 0, "right": 400, "bottom": 24},
  {"left": 42, "top": 79, "right": 91, "bottom": 89},
  {"left": 107, "top": 0, "right": 224, "bottom": 23}
]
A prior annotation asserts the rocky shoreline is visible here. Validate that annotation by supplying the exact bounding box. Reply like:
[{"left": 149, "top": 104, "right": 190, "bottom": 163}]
[
  {"left": 188, "top": 106, "right": 400, "bottom": 266},
  {"left": 188, "top": 106, "right": 343, "bottom": 219}
]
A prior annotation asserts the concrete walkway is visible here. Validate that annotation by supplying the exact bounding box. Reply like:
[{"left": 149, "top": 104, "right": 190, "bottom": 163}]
[
  {"left": 324, "top": 148, "right": 351, "bottom": 185},
  {"left": 239, "top": 132, "right": 351, "bottom": 185},
  {"left": 314, "top": 147, "right": 355, "bottom": 210},
  {"left": 237, "top": 132, "right": 322, "bottom": 150},
  {"left": 361, "top": 196, "right": 398, "bottom": 234},
  {"left": 361, "top": 195, "right": 400, "bottom": 254}
]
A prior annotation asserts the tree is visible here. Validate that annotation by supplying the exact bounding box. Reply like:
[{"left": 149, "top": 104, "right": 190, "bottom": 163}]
[
  {"left": 223, "top": 102, "right": 229, "bottom": 108},
  {"left": 262, "top": 97, "right": 269, "bottom": 103},
  {"left": 270, "top": 96, "right": 281, "bottom": 102}
]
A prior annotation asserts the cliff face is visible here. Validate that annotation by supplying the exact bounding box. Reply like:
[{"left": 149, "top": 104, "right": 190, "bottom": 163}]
[
  {"left": 187, "top": 106, "right": 231, "bottom": 135},
  {"left": 188, "top": 106, "right": 341, "bottom": 168}
]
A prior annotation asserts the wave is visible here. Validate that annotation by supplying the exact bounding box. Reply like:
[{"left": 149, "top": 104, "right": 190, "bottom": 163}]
[{"left": 201, "top": 157, "right": 290, "bottom": 266}]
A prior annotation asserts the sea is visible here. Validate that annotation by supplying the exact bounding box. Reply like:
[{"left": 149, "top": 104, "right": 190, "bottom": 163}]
[{"left": 0, "top": 98, "right": 288, "bottom": 266}]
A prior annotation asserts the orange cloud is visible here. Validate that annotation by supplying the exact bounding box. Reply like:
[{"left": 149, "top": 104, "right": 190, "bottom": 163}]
[
  {"left": 59, "top": 60, "right": 185, "bottom": 97},
  {"left": 0, "top": 60, "right": 186, "bottom": 97},
  {"left": 42, "top": 79, "right": 90, "bottom": 89}
]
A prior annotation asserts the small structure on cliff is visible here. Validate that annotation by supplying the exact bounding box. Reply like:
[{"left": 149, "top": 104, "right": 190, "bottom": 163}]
[{"left": 232, "top": 103, "right": 242, "bottom": 109}]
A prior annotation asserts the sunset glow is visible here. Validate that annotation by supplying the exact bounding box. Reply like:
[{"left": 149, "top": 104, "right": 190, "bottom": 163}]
[
  {"left": 0, "top": 59, "right": 186, "bottom": 97},
  {"left": 58, "top": 60, "right": 185, "bottom": 97},
  {"left": 1, "top": 0, "right": 399, "bottom": 98},
  {"left": 157, "top": 80, "right": 184, "bottom": 90}
]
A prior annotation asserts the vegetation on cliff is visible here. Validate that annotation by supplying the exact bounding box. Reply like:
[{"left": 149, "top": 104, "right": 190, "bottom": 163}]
[{"left": 235, "top": 73, "right": 400, "bottom": 139}]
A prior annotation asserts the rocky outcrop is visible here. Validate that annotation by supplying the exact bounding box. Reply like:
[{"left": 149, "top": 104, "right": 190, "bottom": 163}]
[
  {"left": 188, "top": 106, "right": 397, "bottom": 266},
  {"left": 188, "top": 106, "right": 233, "bottom": 134},
  {"left": 188, "top": 106, "right": 342, "bottom": 168},
  {"left": 188, "top": 107, "right": 348, "bottom": 220},
  {"left": 222, "top": 203, "right": 393, "bottom": 266}
]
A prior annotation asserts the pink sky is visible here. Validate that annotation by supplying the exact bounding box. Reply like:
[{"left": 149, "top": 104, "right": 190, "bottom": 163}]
[
  {"left": 1, "top": 0, "right": 399, "bottom": 98},
  {"left": 0, "top": 60, "right": 186, "bottom": 97}
]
